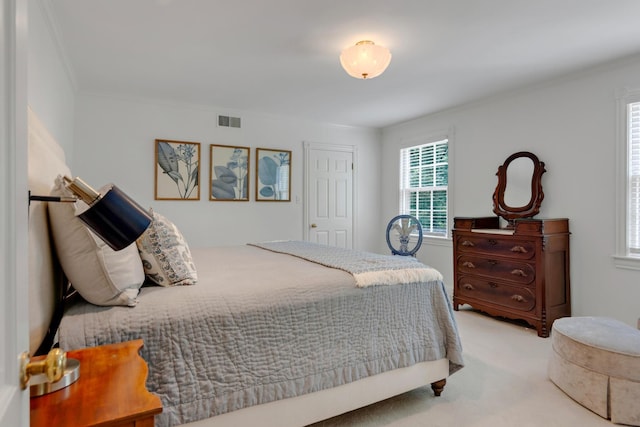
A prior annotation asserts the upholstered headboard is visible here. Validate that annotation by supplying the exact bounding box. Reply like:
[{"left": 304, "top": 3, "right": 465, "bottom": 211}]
[{"left": 27, "top": 107, "right": 71, "bottom": 355}]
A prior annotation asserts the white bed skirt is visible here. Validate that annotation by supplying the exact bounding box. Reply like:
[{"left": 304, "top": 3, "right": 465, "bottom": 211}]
[{"left": 181, "top": 358, "right": 449, "bottom": 427}]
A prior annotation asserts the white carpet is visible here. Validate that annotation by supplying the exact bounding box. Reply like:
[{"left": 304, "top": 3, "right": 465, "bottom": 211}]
[{"left": 310, "top": 308, "right": 613, "bottom": 427}]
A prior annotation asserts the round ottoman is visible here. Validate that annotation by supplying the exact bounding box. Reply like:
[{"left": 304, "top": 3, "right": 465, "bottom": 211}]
[{"left": 548, "top": 316, "right": 640, "bottom": 426}]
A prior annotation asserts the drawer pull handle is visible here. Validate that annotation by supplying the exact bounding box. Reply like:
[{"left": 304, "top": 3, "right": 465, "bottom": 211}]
[
  {"left": 488, "top": 239, "right": 497, "bottom": 246},
  {"left": 511, "top": 269, "right": 527, "bottom": 277},
  {"left": 489, "top": 282, "right": 498, "bottom": 288},
  {"left": 511, "top": 245, "right": 528, "bottom": 253},
  {"left": 462, "top": 261, "right": 476, "bottom": 268},
  {"left": 511, "top": 294, "right": 527, "bottom": 303},
  {"left": 462, "top": 283, "right": 475, "bottom": 291},
  {"left": 461, "top": 240, "right": 475, "bottom": 247}
]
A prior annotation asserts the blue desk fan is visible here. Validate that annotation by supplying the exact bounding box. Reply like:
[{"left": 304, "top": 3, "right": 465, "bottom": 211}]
[{"left": 386, "top": 215, "right": 423, "bottom": 256}]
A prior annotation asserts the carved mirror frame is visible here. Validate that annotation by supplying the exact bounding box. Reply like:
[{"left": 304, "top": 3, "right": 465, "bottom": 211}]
[{"left": 492, "top": 151, "right": 546, "bottom": 223}]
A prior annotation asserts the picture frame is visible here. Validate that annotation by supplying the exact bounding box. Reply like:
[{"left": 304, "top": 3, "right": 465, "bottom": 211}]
[
  {"left": 255, "top": 148, "right": 291, "bottom": 201},
  {"left": 155, "top": 139, "right": 201, "bottom": 200},
  {"left": 209, "top": 144, "right": 250, "bottom": 201}
]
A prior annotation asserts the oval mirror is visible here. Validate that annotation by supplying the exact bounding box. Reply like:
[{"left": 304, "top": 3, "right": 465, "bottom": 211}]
[
  {"left": 492, "top": 151, "right": 546, "bottom": 225},
  {"left": 503, "top": 156, "right": 534, "bottom": 207}
]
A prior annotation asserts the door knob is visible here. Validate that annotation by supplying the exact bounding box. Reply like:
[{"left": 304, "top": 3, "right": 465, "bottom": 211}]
[
  {"left": 20, "top": 348, "right": 66, "bottom": 389},
  {"left": 311, "top": 223, "right": 317, "bottom": 228}
]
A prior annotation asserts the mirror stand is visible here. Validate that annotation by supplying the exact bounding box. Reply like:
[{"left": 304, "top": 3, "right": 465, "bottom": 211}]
[{"left": 492, "top": 151, "right": 546, "bottom": 224}]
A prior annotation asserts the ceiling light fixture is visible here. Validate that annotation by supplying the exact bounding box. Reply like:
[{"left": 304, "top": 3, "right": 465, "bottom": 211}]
[{"left": 340, "top": 40, "right": 392, "bottom": 80}]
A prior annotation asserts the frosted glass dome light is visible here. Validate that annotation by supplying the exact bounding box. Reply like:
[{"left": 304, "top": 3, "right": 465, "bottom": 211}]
[{"left": 340, "top": 40, "right": 392, "bottom": 79}]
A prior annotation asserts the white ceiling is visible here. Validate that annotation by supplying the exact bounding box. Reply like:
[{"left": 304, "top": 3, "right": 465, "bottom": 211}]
[{"left": 48, "top": 0, "right": 640, "bottom": 129}]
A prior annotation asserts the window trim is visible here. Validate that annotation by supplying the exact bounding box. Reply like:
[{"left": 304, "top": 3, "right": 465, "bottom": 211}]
[
  {"left": 614, "top": 88, "right": 640, "bottom": 270},
  {"left": 398, "top": 127, "right": 455, "bottom": 241}
]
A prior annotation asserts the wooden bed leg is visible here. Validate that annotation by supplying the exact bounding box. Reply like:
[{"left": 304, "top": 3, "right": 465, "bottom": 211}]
[{"left": 430, "top": 379, "right": 446, "bottom": 396}]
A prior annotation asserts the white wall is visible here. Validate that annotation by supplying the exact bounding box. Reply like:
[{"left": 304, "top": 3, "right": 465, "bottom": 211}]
[
  {"left": 72, "top": 94, "right": 382, "bottom": 251},
  {"left": 381, "top": 55, "right": 640, "bottom": 327},
  {"left": 27, "top": 0, "right": 75, "bottom": 160}
]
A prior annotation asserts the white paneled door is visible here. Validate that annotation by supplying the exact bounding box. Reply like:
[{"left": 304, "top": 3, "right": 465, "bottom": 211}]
[
  {"left": 1, "top": 0, "right": 29, "bottom": 426},
  {"left": 304, "top": 142, "right": 355, "bottom": 249}
]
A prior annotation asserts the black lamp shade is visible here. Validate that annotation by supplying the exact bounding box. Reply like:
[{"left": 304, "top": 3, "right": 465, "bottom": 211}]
[{"left": 78, "top": 185, "right": 152, "bottom": 251}]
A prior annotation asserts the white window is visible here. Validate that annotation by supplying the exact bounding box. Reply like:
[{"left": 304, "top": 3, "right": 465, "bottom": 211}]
[
  {"left": 629, "top": 101, "right": 640, "bottom": 255},
  {"left": 614, "top": 90, "right": 640, "bottom": 269},
  {"left": 399, "top": 139, "right": 449, "bottom": 238}
]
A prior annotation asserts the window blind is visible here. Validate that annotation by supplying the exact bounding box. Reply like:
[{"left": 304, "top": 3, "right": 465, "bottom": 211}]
[
  {"left": 629, "top": 101, "right": 640, "bottom": 255},
  {"left": 399, "top": 139, "right": 448, "bottom": 237}
]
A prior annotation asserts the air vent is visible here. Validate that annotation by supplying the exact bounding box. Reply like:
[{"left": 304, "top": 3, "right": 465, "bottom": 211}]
[{"left": 218, "top": 115, "right": 241, "bottom": 128}]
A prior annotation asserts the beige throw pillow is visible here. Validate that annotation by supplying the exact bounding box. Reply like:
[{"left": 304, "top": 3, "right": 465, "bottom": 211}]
[{"left": 48, "top": 176, "right": 145, "bottom": 306}]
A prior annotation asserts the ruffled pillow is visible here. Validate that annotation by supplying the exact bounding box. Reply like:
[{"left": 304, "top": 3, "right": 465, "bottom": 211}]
[{"left": 136, "top": 209, "right": 197, "bottom": 286}]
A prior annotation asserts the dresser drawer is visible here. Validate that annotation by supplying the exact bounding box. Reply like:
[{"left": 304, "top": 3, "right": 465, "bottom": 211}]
[
  {"left": 456, "top": 255, "right": 535, "bottom": 285},
  {"left": 456, "top": 276, "right": 536, "bottom": 312},
  {"left": 455, "top": 235, "right": 535, "bottom": 260}
]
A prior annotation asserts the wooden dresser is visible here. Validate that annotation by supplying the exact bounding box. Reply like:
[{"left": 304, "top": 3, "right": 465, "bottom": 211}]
[{"left": 452, "top": 216, "right": 570, "bottom": 337}]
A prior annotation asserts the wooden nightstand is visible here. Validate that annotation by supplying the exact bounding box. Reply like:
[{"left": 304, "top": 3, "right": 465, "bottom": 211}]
[{"left": 30, "top": 340, "right": 162, "bottom": 427}]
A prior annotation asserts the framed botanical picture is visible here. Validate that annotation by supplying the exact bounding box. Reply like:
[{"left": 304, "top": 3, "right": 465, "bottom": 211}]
[
  {"left": 209, "top": 144, "right": 250, "bottom": 201},
  {"left": 155, "top": 139, "right": 201, "bottom": 200},
  {"left": 256, "top": 148, "right": 291, "bottom": 201}
]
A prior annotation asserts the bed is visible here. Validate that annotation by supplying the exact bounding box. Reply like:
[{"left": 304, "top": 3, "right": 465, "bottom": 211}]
[{"left": 27, "top": 109, "right": 464, "bottom": 427}]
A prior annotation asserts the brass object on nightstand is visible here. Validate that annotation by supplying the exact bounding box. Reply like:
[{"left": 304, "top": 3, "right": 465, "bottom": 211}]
[
  {"left": 20, "top": 348, "right": 66, "bottom": 389},
  {"left": 20, "top": 348, "right": 81, "bottom": 396}
]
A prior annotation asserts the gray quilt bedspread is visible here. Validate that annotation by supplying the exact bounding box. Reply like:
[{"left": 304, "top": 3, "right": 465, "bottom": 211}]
[{"left": 59, "top": 244, "right": 464, "bottom": 427}]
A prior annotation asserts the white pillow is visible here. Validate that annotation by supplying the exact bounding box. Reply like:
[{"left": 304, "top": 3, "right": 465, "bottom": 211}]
[
  {"left": 48, "top": 176, "right": 145, "bottom": 306},
  {"left": 136, "top": 209, "right": 197, "bottom": 286}
]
